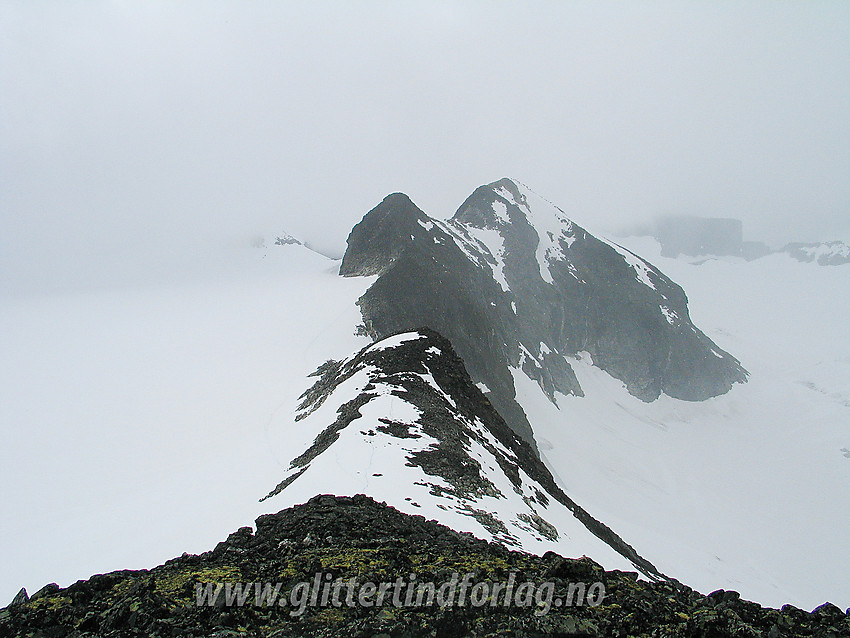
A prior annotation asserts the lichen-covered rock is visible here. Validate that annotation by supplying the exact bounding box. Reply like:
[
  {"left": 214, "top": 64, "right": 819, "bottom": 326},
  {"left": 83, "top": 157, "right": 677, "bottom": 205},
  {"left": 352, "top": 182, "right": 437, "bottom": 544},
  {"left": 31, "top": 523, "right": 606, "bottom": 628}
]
[{"left": 2, "top": 495, "right": 846, "bottom": 637}]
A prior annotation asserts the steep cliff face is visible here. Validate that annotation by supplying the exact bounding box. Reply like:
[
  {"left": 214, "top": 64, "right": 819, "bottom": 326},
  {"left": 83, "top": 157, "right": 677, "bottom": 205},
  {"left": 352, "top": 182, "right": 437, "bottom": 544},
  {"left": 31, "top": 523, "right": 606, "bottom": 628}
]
[{"left": 340, "top": 178, "right": 747, "bottom": 445}]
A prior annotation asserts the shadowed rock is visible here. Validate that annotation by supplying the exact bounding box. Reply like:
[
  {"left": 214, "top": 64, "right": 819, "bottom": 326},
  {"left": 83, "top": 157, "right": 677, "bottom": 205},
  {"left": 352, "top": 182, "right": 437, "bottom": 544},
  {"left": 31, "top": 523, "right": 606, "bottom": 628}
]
[{"left": 341, "top": 179, "right": 748, "bottom": 447}]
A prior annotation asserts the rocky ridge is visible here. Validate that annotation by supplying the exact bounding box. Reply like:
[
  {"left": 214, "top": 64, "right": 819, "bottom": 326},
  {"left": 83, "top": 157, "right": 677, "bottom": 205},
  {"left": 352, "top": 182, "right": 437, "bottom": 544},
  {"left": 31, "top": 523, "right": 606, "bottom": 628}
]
[
  {"left": 263, "top": 328, "right": 662, "bottom": 580},
  {"left": 3, "top": 495, "right": 848, "bottom": 638},
  {"left": 341, "top": 178, "right": 747, "bottom": 446}
]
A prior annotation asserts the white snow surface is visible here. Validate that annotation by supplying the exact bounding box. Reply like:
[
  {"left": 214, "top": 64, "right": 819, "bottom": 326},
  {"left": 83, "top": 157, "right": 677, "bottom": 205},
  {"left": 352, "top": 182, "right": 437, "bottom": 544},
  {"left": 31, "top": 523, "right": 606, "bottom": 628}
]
[
  {"left": 523, "top": 237, "right": 850, "bottom": 610},
  {"left": 433, "top": 219, "right": 512, "bottom": 293},
  {"left": 465, "top": 226, "right": 511, "bottom": 293},
  {"left": 0, "top": 243, "right": 375, "bottom": 606},
  {"left": 366, "top": 331, "right": 425, "bottom": 351}
]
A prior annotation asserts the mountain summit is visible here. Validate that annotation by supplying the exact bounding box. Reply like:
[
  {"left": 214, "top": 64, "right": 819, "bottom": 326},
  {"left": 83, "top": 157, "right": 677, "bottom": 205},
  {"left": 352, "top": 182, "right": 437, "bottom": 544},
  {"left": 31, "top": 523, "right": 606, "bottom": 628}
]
[{"left": 340, "top": 178, "right": 747, "bottom": 446}]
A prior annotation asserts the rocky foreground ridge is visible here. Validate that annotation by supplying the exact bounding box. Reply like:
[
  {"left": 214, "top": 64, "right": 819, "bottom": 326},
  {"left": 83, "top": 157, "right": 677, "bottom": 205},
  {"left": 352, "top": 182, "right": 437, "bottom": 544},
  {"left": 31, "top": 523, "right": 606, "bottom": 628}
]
[{"left": 3, "top": 495, "right": 848, "bottom": 638}]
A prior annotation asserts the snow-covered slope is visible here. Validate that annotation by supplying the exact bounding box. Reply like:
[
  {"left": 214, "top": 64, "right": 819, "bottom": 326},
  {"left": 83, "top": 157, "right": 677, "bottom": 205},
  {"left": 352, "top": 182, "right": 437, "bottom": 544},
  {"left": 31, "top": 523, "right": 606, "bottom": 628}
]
[
  {"left": 0, "top": 241, "right": 374, "bottom": 606},
  {"left": 526, "top": 236, "right": 850, "bottom": 610},
  {"left": 262, "top": 328, "right": 663, "bottom": 579}
]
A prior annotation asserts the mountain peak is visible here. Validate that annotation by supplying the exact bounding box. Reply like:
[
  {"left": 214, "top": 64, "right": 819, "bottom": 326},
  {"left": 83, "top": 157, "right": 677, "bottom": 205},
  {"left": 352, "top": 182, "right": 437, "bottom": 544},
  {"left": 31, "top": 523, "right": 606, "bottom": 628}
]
[
  {"left": 452, "top": 178, "right": 578, "bottom": 286},
  {"left": 339, "top": 192, "right": 431, "bottom": 277},
  {"left": 338, "top": 180, "right": 746, "bottom": 448}
]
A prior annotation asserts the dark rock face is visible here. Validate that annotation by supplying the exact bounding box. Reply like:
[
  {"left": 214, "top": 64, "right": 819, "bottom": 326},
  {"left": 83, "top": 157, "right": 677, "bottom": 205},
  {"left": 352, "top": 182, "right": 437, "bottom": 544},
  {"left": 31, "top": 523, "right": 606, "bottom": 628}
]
[
  {"left": 3, "top": 495, "right": 847, "bottom": 638},
  {"left": 264, "top": 328, "right": 663, "bottom": 581},
  {"left": 339, "top": 193, "right": 430, "bottom": 277},
  {"left": 341, "top": 179, "right": 747, "bottom": 446},
  {"left": 341, "top": 191, "right": 540, "bottom": 445}
]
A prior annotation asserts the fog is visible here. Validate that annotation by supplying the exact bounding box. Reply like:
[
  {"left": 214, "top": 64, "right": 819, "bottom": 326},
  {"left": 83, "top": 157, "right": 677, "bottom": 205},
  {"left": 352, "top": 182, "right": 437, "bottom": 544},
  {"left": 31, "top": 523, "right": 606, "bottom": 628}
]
[{"left": 2, "top": 1, "right": 849, "bottom": 294}]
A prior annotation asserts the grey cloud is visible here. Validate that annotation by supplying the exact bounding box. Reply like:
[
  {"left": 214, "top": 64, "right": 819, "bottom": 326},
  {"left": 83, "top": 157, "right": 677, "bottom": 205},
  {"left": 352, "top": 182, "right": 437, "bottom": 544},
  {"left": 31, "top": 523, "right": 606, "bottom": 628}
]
[{"left": 2, "top": 1, "right": 848, "bottom": 293}]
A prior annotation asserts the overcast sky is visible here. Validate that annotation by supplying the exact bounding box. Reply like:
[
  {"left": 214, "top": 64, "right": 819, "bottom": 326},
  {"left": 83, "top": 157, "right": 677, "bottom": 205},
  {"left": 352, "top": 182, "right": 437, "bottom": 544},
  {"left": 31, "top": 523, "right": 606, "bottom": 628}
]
[{"left": 2, "top": 1, "right": 849, "bottom": 293}]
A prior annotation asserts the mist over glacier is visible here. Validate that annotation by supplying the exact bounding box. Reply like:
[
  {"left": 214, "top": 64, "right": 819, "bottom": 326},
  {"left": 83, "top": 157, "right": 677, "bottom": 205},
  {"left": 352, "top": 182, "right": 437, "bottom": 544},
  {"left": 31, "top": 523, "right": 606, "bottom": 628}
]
[
  {"left": 1, "top": 185, "right": 848, "bottom": 610},
  {"left": 2, "top": 0, "right": 849, "bottom": 616}
]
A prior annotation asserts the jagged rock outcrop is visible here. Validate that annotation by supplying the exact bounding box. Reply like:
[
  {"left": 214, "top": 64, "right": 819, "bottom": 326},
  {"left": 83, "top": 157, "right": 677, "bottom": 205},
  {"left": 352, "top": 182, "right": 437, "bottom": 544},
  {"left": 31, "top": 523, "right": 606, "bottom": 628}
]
[
  {"left": 3, "top": 495, "right": 847, "bottom": 638},
  {"left": 341, "top": 179, "right": 747, "bottom": 446},
  {"left": 9, "top": 588, "right": 28, "bottom": 606}
]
